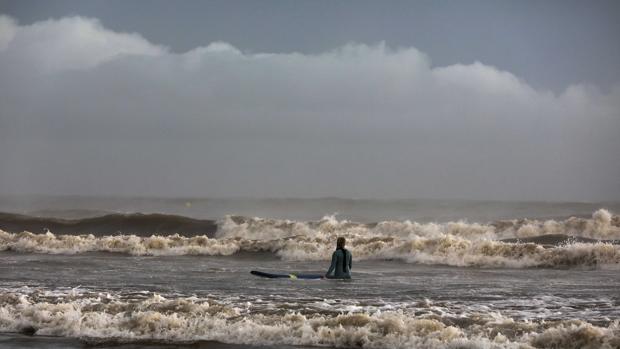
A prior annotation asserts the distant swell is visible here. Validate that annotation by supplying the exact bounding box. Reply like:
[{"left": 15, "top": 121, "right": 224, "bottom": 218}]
[
  {"left": 0, "top": 212, "right": 217, "bottom": 237},
  {"left": 0, "top": 290, "right": 618, "bottom": 349}
]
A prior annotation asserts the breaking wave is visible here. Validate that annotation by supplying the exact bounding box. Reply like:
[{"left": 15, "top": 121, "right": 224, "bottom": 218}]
[
  {"left": 1, "top": 209, "right": 619, "bottom": 268},
  {"left": 0, "top": 289, "right": 618, "bottom": 349},
  {"left": 1, "top": 229, "right": 618, "bottom": 268},
  {"left": 218, "top": 208, "right": 620, "bottom": 241}
]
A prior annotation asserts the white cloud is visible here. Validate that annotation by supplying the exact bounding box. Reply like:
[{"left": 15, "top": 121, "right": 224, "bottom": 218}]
[
  {"left": 0, "top": 15, "right": 165, "bottom": 73},
  {"left": 0, "top": 15, "right": 618, "bottom": 200}
]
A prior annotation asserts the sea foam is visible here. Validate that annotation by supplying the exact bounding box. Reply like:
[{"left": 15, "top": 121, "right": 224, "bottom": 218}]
[
  {"left": 1, "top": 209, "right": 619, "bottom": 268},
  {"left": 1, "top": 290, "right": 618, "bottom": 349}
]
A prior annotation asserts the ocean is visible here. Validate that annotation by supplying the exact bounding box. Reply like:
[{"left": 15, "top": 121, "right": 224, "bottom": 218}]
[{"left": 1, "top": 196, "right": 619, "bottom": 349}]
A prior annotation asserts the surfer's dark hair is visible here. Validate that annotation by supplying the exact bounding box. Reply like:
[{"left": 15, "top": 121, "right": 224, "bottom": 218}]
[{"left": 337, "top": 237, "right": 346, "bottom": 249}]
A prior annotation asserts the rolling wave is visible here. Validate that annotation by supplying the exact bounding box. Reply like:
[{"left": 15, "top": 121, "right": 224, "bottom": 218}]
[
  {"left": 1, "top": 230, "right": 618, "bottom": 268},
  {"left": 218, "top": 208, "right": 620, "bottom": 241},
  {"left": 0, "top": 212, "right": 217, "bottom": 236},
  {"left": 1, "top": 208, "right": 617, "bottom": 240},
  {"left": 1, "top": 209, "right": 619, "bottom": 268}
]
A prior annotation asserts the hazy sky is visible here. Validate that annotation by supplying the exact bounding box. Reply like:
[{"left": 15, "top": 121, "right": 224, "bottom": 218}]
[{"left": 0, "top": 1, "right": 619, "bottom": 201}]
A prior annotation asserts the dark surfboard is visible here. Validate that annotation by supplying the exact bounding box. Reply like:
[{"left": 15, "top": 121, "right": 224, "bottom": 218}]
[{"left": 251, "top": 270, "right": 323, "bottom": 279}]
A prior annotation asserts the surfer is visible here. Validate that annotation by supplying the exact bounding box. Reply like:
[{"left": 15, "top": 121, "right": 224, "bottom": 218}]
[{"left": 325, "top": 237, "right": 352, "bottom": 279}]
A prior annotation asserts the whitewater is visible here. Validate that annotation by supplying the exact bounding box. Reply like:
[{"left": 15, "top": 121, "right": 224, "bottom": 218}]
[
  {"left": 1, "top": 209, "right": 619, "bottom": 268},
  {"left": 1, "top": 197, "right": 619, "bottom": 348}
]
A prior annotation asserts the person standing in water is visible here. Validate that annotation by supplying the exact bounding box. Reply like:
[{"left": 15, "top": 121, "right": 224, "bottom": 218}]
[{"left": 325, "top": 237, "right": 352, "bottom": 279}]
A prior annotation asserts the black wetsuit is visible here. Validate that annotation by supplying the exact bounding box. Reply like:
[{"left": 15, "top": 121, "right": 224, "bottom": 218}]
[{"left": 325, "top": 248, "right": 352, "bottom": 279}]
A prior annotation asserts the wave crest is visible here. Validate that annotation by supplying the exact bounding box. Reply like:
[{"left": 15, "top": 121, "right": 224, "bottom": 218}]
[
  {"left": 219, "top": 209, "right": 620, "bottom": 241},
  {"left": 1, "top": 209, "right": 619, "bottom": 268},
  {"left": 1, "top": 229, "right": 619, "bottom": 268}
]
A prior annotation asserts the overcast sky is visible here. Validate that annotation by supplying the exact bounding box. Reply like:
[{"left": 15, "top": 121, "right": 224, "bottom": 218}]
[{"left": 0, "top": 1, "right": 619, "bottom": 201}]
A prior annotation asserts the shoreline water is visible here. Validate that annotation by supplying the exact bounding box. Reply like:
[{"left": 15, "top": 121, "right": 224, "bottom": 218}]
[
  {"left": 1, "top": 198, "right": 620, "bottom": 348},
  {"left": 0, "top": 333, "right": 306, "bottom": 349},
  {"left": 1, "top": 257, "right": 619, "bottom": 348}
]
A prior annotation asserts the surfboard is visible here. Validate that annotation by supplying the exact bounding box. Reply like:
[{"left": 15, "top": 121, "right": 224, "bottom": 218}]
[{"left": 250, "top": 270, "right": 323, "bottom": 279}]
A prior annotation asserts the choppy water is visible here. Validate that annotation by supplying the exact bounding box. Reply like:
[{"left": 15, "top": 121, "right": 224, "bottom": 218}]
[{"left": 1, "top": 197, "right": 620, "bottom": 348}]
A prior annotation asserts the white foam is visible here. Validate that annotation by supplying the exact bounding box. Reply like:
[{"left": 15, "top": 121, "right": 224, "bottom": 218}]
[
  {"left": 1, "top": 290, "right": 618, "bottom": 348},
  {"left": 218, "top": 209, "right": 620, "bottom": 241},
  {"left": 1, "top": 210, "right": 619, "bottom": 268}
]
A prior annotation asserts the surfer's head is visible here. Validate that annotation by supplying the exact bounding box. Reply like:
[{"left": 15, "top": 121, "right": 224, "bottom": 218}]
[{"left": 337, "top": 237, "right": 346, "bottom": 249}]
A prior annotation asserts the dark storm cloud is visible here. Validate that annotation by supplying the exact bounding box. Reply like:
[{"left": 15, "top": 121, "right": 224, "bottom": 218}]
[{"left": 0, "top": 15, "right": 619, "bottom": 200}]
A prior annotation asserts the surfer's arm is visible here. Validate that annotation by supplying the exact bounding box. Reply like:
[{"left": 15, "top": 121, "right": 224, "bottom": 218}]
[
  {"left": 348, "top": 253, "right": 352, "bottom": 270},
  {"left": 325, "top": 251, "right": 337, "bottom": 276}
]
